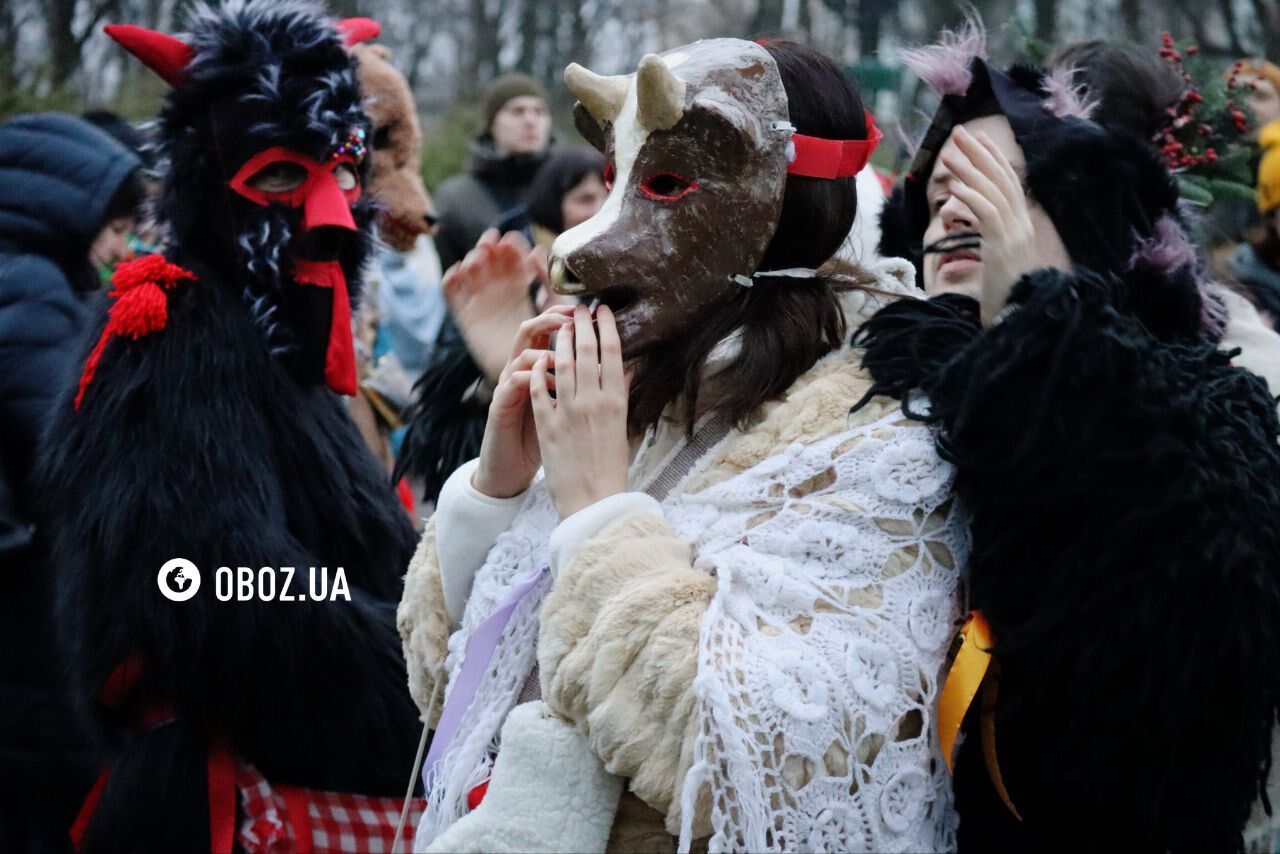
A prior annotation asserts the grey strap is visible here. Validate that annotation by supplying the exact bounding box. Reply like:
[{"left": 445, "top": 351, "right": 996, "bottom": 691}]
[{"left": 643, "top": 413, "right": 734, "bottom": 502}]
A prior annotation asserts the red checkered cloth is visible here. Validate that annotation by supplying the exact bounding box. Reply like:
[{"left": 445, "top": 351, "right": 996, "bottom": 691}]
[{"left": 237, "top": 764, "right": 425, "bottom": 853}]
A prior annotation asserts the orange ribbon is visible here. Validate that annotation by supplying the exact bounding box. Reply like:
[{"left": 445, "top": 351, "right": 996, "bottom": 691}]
[{"left": 937, "top": 610, "right": 1021, "bottom": 821}]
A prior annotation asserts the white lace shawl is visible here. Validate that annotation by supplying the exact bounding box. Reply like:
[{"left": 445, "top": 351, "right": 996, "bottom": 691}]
[
  {"left": 416, "top": 260, "right": 968, "bottom": 852},
  {"left": 673, "top": 413, "right": 966, "bottom": 853}
]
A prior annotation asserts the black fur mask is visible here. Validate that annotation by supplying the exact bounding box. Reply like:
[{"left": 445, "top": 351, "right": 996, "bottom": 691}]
[
  {"left": 109, "top": 0, "right": 381, "bottom": 392},
  {"left": 880, "top": 57, "right": 1208, "bottom": 342}
]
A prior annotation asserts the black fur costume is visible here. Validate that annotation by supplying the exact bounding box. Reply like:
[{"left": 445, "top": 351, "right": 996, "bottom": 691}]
[
  {"left": 37, "top": 3, "right": 420, "bottom": 850},
  {"left": 858, "top": 57, "right": 1280, "bottom": 852}
]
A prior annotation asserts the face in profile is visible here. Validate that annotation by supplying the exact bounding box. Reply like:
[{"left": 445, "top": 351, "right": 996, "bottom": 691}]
[{"left": 920, "top": 114, "right": 1070, "bottom": 298}]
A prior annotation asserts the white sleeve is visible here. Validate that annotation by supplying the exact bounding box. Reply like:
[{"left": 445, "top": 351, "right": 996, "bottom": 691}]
[
  {"left": 434, "top": 459, "right": 529, "bottom": 626},
  {"left": 548, "top": 492, "right": 664, "bottom": 577}
]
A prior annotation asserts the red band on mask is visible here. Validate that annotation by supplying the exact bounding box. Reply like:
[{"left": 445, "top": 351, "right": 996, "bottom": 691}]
[
  {"left": 228, "top": 147, "right": 361, "bottom": 232},
  {"left": 293, "top": 259, "right": 358, "bottom": 396},
  {"left": 787, "top": 113, "right": 883, "bottom": 180}
]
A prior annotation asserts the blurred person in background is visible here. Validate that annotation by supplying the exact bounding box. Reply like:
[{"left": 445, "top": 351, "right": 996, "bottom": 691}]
[
  {"left": 432, "top": 73, "right": 552, "bottom": 272},
  {"left": 1231, "top": 120, "right": 1280, "bottom": 329},
  {"left": 81, "top": 109, "right": 163, "bottom": 258},
  {"left": 1049, "top": 39, "right": 1280, "bottom": 396},
  {"left": 1240, "top": 60, "right": 1280, "bottom": 131},
  {"left": 0, "top": 111, "right": 142, "bottom": 853},
  {"left": 395, "top": 146, "right": 605, "bottom": 506}
]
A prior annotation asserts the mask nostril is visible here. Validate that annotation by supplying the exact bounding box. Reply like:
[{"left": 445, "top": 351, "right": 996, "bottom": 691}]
[{"left": 548, "top": 254, "right": 586, "bottom": 295}]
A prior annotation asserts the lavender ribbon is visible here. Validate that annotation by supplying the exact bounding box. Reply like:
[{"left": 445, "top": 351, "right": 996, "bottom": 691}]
[{"left": 422, "top": 564, "right": 551, "bottom": 793}]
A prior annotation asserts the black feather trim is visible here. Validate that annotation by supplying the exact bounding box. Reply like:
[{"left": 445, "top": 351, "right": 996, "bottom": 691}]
[
  {"left": 857, "top": 269, "right": 1280, "bottom": 851},
  {"left": 393, "top": 328, "right": 488, "bottom": 505}
]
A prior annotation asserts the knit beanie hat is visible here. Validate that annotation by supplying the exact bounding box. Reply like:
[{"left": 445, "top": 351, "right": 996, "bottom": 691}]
[
  {"left": 1258, "top": 120, "right": 1280, "bottom": 213},
  {"left": 483, "top": 73, "right": 548, "bottom": 131}
]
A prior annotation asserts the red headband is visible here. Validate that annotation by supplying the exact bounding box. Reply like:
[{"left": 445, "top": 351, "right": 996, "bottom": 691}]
[{"left": 786, "top": 113, "right": 883, "bottom": 179}]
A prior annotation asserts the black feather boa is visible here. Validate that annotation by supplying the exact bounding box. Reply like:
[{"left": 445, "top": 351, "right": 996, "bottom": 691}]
[
  {"left": 855, "top": 269, "right": 1280, "bottom": 851},
  {"left": 393, "top": 320, "right": 488, "bottom": 505}
]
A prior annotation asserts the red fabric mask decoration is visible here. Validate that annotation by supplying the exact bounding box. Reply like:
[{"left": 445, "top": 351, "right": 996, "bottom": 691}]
[{"left": 228, "top": 143, "right": 366, "bottom": 395}]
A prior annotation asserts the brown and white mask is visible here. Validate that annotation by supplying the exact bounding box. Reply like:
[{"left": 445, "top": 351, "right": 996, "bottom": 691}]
[{"left": 549, "top": 39, "right": 792, "bottom": 359}]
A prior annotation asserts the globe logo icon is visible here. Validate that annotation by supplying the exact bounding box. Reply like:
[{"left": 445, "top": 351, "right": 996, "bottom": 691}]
[{"left": 157, "top": 558, "right": 201, "bottom": 602}]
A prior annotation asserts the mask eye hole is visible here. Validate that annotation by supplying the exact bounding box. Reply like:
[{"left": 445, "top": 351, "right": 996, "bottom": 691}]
[
  {"left": 333, "top": 162, "right": 358, "bottom": 191},
  {"left": 247, "top": 161, "right": 308, "bottom": 193},
  {"left": 640, "top": 172, "right": 697, "bottom": 202},
  {"left": 373, "top": 124, "right": 393, "bottom": 151},
  {"left": 603, "top": 161, "right": 616, "bottom": 191}
]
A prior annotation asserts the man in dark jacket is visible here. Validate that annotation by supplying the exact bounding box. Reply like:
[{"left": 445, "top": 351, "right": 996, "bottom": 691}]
[
  {"left": 0, "top": 112, "right": 142, "bottom": 851},
  {"left": 433, "top": 73, "right": 551, "bottom": 271}
]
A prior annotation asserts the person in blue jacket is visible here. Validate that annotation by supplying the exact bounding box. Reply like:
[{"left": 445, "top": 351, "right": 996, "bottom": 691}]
[{"left": 0, "top": 112, "right": 142, "bottom": 852}]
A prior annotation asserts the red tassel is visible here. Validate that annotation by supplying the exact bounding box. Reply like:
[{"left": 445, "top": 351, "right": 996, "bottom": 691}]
[
  {"left": 111, "top": 254, "right": 195, "bottom": 291},
  {"left": 108, "top": 281, "right": 168, "bottom": 339},
  {"left": 73, "top": 333, "right": 112, "bottom": 411},
  {"left": 75, "top": 255, "right": 195, "bottom": 411}
]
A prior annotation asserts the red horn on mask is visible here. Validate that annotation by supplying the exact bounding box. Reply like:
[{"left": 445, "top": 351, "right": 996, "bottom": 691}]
[
  {"left": 104, "top": 24, "right": 194, "bottom": 87},
  {"left": 335, "top": 18, "right": 380, "bottom": 48}
]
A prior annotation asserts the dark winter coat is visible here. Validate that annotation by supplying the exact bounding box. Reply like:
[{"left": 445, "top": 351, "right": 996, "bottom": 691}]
[
  {"left": 856, "top": 269, "right": 1280, "bottom": 852},
  {"left": 0, "top": 112, "right": 139, "bottom": 510},
  {"left": 0, "top": 112, "right": 139, "bottom": 852},
  {"left": 431, "top": 136, "right": 547, "bottom": 271}
]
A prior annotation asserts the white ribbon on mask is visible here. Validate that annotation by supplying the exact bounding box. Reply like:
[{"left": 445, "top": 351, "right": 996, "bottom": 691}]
[{"left": 729, "top": 267, "right": 820, "bottom": 288}]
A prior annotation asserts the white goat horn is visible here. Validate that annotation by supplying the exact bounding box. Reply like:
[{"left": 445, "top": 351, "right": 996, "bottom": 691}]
[
  {"left": 564, "top": 62, "right": 629, "bottom": 125},
  {"left": 635, "top": 54, "right": 685, "bottom": 131}
]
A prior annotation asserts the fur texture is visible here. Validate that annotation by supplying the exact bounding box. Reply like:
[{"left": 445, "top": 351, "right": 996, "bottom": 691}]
[
  {"left": 393, "top": 333, "right": 488, "bottom": 504},
  {"left": 1039, "top": 64, "right": 1099, "bottom": 120},
  {"left": 898, "top": 18, "right": 987, "bottom": 98},
  {"left": 854, "top": 269, "right": 1280, "bottom": 851},
  {"left": 420, "top": 702, "right": 624, "bottom": 853},
  {"left": 39, "top": 2, "right": 420, "bottom": 850}
]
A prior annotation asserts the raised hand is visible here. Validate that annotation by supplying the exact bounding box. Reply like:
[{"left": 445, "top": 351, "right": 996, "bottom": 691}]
[
  {"left": 530, "top": 304, "right": 631, "bottom": 520},
  {"left": 939, "top": 126, "right": 1039, "bottom": 325},
  {"left": 471, "top": 306, "right": 572, "bottom": 499},
  {"left": 444, "top": 229, "right": 549, "bottom": 383}
]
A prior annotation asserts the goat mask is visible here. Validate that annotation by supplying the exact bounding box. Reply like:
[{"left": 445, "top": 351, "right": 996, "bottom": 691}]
[
  {"left": 106, "top": 3, "right": 381, "bottom": 394},
  {"left": 549, "top": 39, "right": 793, "bottom": 358}
]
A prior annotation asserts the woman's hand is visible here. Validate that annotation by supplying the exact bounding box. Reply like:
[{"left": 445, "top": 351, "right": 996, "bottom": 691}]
[
  {"left": 445, "top": 229, "right": 548, "bottom": 383},
  {"left": 939, "top": 126, "right": 1038, "bottom": 325},
  {"left": 471, "top": 306, "right": 573, "bottom": 499},
  {"left": 530, "top": 304, "right": 631, "bottom": 520}
]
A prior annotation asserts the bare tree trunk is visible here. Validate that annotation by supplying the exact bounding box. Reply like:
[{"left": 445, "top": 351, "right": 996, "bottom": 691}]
[
  {"left": 1214, "top": 0, "right": 1246, "bottom": 55},
  {"left": 44, "top": 0, "right": 122, "bottom": 89},
  {"left": 1120, "top": 0, "right": 1143, "bottom": 42},
  {"left": 462, "top": 0, "right": 501, "bottom": 96},
  {"left": 750, "top": 0, "right": 786, "bottom": 36},
  {"left": 1252, "top": 0, "right": 1280, "bottom": 61},
  {"left": 1033, "top": 0, "right": 1057, "bottom": 45},
  {"left": 857, "top": 0, "right": 888, "bottom": 59},
  {"left": 516, "top": 0, "right": 539, "bottom": 75}
]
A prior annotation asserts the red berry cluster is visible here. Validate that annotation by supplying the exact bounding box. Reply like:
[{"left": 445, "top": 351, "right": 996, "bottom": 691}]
[
  {"left": 1152, "top": 33, "right": 1237, "bottom": 171},
  {"left": 1226, "top": 61, "right": 1256, "bottom": 134}
]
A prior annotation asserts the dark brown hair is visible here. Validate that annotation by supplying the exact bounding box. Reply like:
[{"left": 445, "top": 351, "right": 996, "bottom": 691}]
[{"left": 627, "top": 39, "right": 867, "bottom": 434}]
